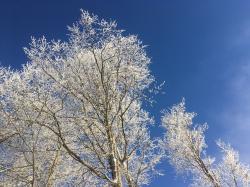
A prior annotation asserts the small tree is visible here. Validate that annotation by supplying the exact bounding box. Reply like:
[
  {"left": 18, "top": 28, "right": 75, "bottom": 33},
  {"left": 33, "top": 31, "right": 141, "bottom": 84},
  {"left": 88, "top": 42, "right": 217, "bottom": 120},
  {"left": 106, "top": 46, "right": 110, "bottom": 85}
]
[{"left": 162, "top": 100, "right": 250, "bottom": 187}]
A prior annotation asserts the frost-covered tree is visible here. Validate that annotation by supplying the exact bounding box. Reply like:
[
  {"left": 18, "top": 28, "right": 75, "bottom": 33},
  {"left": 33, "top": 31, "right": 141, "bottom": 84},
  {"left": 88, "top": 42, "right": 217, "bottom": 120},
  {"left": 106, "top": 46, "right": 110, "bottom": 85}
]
[
  {"left": 1, "top": 9, "right": 250, "bottom": 187},
  {"left": 162, "top": 100, "right": 250, "bottom": 187},
  {"left": 0, "top": 10, "right": 163, "bottom": 187}
]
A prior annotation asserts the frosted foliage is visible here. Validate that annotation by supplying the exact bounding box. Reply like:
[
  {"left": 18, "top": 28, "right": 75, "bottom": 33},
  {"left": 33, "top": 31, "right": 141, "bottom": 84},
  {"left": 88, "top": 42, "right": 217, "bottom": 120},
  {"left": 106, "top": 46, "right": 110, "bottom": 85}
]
[
  {"left": 215, "top": 141, "right": 250, "bottom": 187},
  {"left": 162, "top": 101, "right": 250, "bottom": 187},
  {"left": 1, "top": 9, "right": 249, "bottom": 187},
  {"left": 0, "top": 10, "right": 163, "bottom": 187}
]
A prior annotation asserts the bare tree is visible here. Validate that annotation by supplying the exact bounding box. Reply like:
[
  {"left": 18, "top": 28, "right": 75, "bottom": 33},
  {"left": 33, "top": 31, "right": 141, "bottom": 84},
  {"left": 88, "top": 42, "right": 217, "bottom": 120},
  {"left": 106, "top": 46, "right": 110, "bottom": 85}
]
[
  {"left": 162, "top": 100, "right": 250, "bottom": 187},
  {"left": 1, "top": 9, "right": 250, "bottom": 187},
  {"left": 0, "top": 10, "right": 163, "bottom": 187}
]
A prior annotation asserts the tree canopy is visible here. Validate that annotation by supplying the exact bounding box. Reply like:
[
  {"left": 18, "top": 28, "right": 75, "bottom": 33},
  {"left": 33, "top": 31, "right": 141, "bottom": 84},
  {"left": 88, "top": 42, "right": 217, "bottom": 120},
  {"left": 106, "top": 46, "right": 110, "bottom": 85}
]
[{"left": 0, "top": 10, "right": 249, "bottom": 187}]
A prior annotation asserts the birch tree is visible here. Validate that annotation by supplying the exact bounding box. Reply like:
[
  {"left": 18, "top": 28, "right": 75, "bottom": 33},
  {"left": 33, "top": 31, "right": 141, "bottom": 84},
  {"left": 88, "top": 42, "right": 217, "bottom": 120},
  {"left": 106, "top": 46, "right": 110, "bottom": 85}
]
[
  {"left": 1, "top": 9, "right": 250, "bottom": 187},
  {"left": 0, "top": 10, "right": 163, "bottom": 187},
  {"left": 162, "top": 100, "right": 250, "bottom": 187}
]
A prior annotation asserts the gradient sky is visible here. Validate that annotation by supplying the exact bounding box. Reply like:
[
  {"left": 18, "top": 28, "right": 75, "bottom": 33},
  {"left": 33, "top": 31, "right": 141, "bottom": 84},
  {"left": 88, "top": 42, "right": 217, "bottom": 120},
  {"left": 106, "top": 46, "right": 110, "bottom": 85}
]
[{"left": 1, "top": 1, "right": 250, "bottom": 186}]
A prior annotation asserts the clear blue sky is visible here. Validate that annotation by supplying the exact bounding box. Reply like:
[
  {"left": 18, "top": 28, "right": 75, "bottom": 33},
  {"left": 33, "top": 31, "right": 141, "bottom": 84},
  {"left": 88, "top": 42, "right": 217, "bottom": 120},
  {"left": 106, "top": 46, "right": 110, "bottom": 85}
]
[{"left": 1, "top": 1, "right": 250, "bottom": 186}]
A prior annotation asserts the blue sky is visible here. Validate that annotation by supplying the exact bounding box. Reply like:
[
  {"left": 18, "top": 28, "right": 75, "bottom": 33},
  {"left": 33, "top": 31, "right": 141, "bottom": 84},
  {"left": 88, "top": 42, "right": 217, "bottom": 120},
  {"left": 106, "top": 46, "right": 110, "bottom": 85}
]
[{"left": 1, "top": 1, "right": 250, "bottom": 186}]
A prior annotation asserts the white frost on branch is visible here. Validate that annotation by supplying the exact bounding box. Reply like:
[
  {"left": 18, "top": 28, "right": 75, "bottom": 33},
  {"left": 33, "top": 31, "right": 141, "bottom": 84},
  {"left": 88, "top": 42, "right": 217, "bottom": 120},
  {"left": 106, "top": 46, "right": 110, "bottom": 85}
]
[
  {"left": 162, "top": 100, "right": 250, "bottom": 187},
  {"left": 0, "top": 10, "right": 163, "bottom": 187},
  {"left": 1, "top": 9, "right": 249, "bottom": 187}
]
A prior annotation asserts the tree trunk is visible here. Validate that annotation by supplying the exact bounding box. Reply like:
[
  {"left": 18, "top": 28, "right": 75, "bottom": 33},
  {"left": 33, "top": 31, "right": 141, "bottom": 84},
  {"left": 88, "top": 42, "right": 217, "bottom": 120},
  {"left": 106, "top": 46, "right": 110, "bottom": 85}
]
[{"left": 109, "top": 153, "right": 122, "bottom": 187}]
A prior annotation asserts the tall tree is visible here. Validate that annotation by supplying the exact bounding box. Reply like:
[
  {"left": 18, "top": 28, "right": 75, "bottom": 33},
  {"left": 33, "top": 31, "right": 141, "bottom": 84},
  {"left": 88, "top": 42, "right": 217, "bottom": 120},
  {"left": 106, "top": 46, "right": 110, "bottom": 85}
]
[
  {"left": 162, "top": 100, "right": 250, "bottom": 187},
  {"left": 0, "top": 10, "right": 163, "bottom": 187},
  {"left": 1, "top": 9, "right": 250, "bottom": 187}
]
